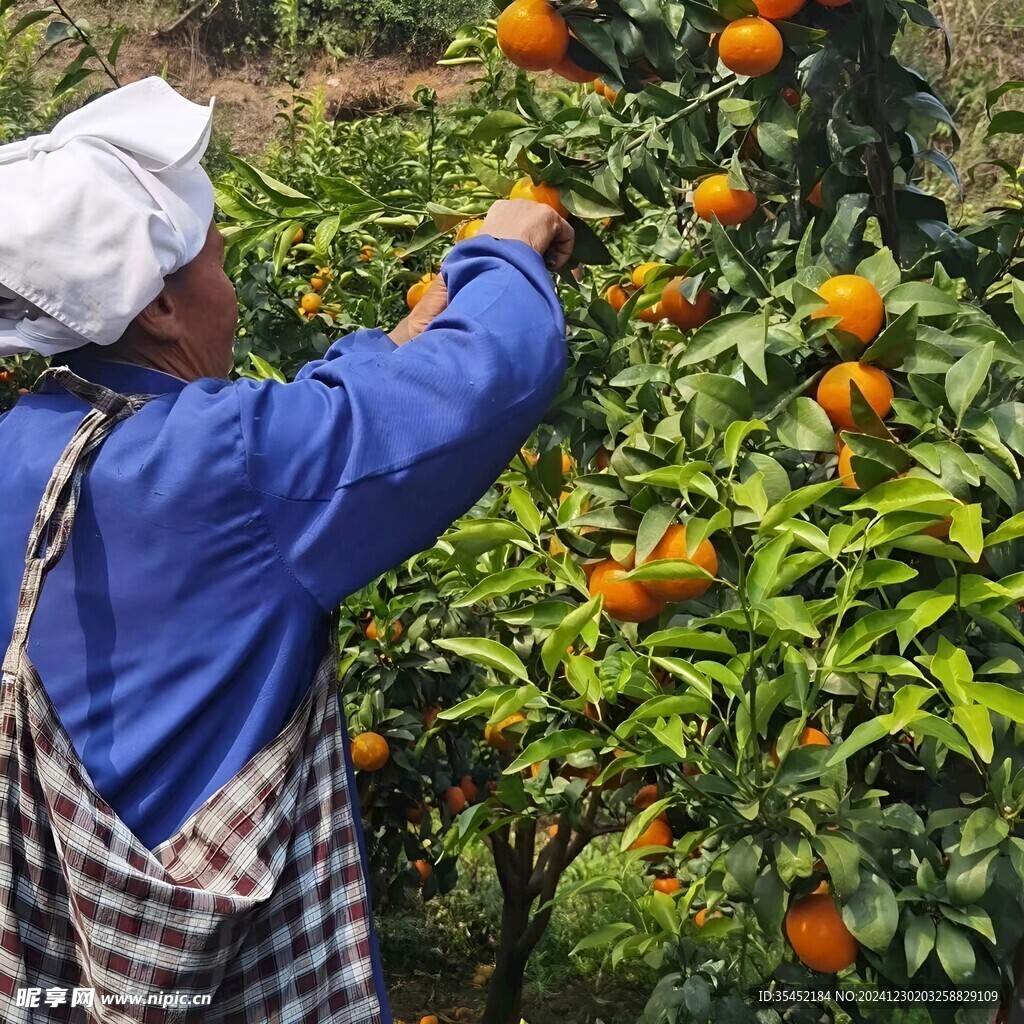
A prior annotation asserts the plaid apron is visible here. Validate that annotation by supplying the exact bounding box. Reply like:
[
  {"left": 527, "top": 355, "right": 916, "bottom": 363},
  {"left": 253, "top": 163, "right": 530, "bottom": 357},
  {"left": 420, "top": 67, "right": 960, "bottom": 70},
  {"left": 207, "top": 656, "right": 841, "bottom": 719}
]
[{"left": 0, "top": 367, "right": 384, "bottom": 1023}]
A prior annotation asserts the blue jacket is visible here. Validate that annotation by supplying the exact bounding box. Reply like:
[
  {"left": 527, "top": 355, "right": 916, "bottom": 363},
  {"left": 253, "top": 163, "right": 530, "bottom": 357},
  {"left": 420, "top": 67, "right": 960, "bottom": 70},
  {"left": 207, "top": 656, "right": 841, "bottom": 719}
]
[{"left": 0, "top": 235, "right": 566, "bottom": 849}]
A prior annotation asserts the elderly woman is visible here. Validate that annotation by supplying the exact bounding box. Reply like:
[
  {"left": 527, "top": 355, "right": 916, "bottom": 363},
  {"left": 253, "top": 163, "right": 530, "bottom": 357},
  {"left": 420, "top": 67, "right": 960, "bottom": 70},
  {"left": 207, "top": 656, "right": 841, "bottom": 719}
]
[{"left": 0, "top": 78, "right": 570, "bottom": 1021}]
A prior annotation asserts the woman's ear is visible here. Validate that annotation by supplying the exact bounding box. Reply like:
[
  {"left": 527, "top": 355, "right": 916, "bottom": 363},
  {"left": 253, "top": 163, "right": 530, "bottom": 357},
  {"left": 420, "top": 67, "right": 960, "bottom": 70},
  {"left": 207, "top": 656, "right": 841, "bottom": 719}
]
[{"left": 132, "top": 287, "right": 181, "bottom": 344}]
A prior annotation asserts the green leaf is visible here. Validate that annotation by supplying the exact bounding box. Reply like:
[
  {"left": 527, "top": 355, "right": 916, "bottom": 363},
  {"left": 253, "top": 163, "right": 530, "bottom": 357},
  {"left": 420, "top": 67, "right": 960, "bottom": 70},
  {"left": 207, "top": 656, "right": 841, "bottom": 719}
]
[
  {"left": 886, "top": 282, "right": 962, "bottom": 317},
  {"left": 935, "top": 921, "right": 976, "bottom": 983},
  {"left": 862, "top": 307, "right": 919, "bottom": 370},
  {"left": 843, "top": 875, "right": 899, "bottom": 952},
  {"left": 747, "top": 533, "right": 793, "bottom": 607},
  {"left": 677, "top": 373, "right": 753, "bottom": 428},
  {"left": 454, "top": 569, "right": 552, "bottom": 607},
  {"left": 541, "top": 597, "right": 602, "bottom": 677},
  {"left": 677, "top": 313, "right": 761, "bottom": 368},
  {"left": 972, "top": 682, "right": 1024, "bottom": 725},
  {"left": 635, "top": 504, "right": 677, "bottom": 564},
  {"left": 946, "top": 848, "right": 998, "bottom": 906},
  {"left": 775, "top": 397, "right": 837, "bottom": 452},
  {"left": 845, "top": 477, "right": 958, "bottom": 515},
  {"left": 434, "top": 637, "right": 529, "bottom": 681},
  {"left": 905, "top": 914, "right": 936, "bottom": 978},
  {"left": 949, "top": 504, "right": 983, "bottom": 561},
  {"left": 507, "top": 730, "right": 606, "bottom": 774},
  {"left": 813, "top": 835, "right": 861, "bottom": 897},
  {"left": 470, "top": 110, "right": 530, "bottom": 141},
  {"left": 951, "top": 705, "right": 994, "bottom": 763},
  {"left": 945, "top": 343, "right": 994, "bottom": 426},
  {"left": 960, "top": 807, "right": 1009, "bottom": 856},
  {"left": 760, "top": 481, "right": 841, "bottom": 533},
  {"left": 570, "top": 922, "right": 636, "bottom": 955},
  {"left": 710, "top": 219, "right": 769, "bottom": 298},
  {"left": 507, "top": 485, "right": 542, "bottom": 536},
  {"left": 856, "top": 248, "right": 902, "bottom": 294},
  {"left": 832, "top": 610, "right": 917, "bottom": 666}
]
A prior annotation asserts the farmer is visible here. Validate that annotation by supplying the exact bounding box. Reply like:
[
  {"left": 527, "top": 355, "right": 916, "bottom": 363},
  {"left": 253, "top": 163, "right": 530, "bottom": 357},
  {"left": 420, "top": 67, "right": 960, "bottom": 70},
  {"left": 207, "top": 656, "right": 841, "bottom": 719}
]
[{"left": 0, "top": 78, "right": 571, "bottom": 1020}]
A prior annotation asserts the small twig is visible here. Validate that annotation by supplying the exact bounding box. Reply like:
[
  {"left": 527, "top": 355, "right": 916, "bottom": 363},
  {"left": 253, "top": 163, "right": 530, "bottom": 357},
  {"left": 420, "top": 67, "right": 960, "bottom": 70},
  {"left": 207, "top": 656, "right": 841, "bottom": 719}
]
[
  {"left": 50, "top": 0, "right": 120, "bottom": 87},
  {"left": 153, "top": 0, "right": 222, "bottom": 39}
]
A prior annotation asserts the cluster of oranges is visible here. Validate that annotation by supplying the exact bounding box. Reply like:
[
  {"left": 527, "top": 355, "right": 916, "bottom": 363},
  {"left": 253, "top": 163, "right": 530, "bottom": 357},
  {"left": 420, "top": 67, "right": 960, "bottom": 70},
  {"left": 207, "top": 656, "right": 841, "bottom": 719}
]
[
  {"left": 587, "top": 523, "right": 719, "bottom": 624},
  {"left": 606, "top": 263, "right": 716, "bottom": 331},
  {"left": 808, "top": 274, "right": 894, "bottom": 487}
]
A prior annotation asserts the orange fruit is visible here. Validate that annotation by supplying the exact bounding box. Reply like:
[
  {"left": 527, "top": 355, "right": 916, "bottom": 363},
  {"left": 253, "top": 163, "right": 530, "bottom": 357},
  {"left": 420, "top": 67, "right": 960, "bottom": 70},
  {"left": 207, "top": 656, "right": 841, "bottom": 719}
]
[
  {"left": 634, "top": 784, "right": 660, "bottom": 809},
  {"left": 640, "top": 524, "right": 718, "bottom": 602},
  {"left": 546, "top": 823, "right": 560, "bottom": 838},
  {"left": 836, "top": 444, "right": 858, "bottom": 488},
  {"left": 292, "top": 227, "right": 304, "bottom": 244},
  {"left": 444, "top": 785, "right": 468, "bottom": 814},
  {"left": 807, "top": 180, "right": 825, "bottom": 208},
  {"left": 421, "top": 1016, "right": 439, "bottom": 1024},
  {"left": 605, "top": 284, "right": 630, "bottom": 311},
  {"left": 629, "top": 818, "right": 673, "bottom": 857},
  {"left": 413, "top": 859, "right": 432, "bottom": 883},
  {"left": 592, "top": 79, "right": 618, "bottom": 101},
  {"left": 497, "top": 0, "right": 569, "bottom": 71},
  {"left": 406, "top": 803, "right": 425, "bottom": 824},
  {"left": 561, "top": 451, "right": 575, "bottom": 473},
  {"left": 659, "top": 278, "right": 716, "bottom": 331},
  {"left": 351, "top": 732, "right": 390, "bottom": 772},
  {"left": 588, "top": 559, "right": 665, "bottom": 623},
  {"left": 359, "top": 244, "right": 374, "bottom": 262},
  {"left": 485, "top": 712, "right": 526, "bottom": 751},
  {"left": 782, "top": 86, "right": 801, "bottom": 107},
  {"left": 460, "top": 775, "right": 479, "bottom": 802},
  {"left": 365, "top": 618, "right": 403, "bottom": 642},
  {"left": 455, "top": 218, "right": 486, "bottom": 242},
  {"left": 785, "top": 893, "right": 859, "bottom": 973},
  {"left": 424, "top": 705, "right": 441, "bottom": 728},
  {"left": 755, "top": 0, "right": 806, "bottom": 16},
  {"left": 595, "top": 446, "right": 612, "bottom": 471},
  {"left": 813, "top": 275, "right": 885, "bottom": 345},
  {"left": 770, "top": 726, "right": 830, "bottom": 766},
  {"left": 693, "top": 174, "right": 758, "bottom": 225},
  {"left": 921, "top": 516, "right": 952, "bottom": 539},
  {"left": 510, "top": 176, "right": 569, "bottom": 218},
  {"left": 816, "top": 362, "right": 893, "bottom": 431},
  {"left": 694, "top": 907, "right": 722, "bottom": 927},
  {"left": 631, "top": 262, "right": 663, "bottom": 289},
  {"left": 550, "top": 53, "right": 595, "bottom": 82},
  {"left": 636, "top": 302, "right": 664, "bottom": 324},
  {"left": 718, "top": 18, "right": 784, "bottom": 77},
  {"left": 310, "top": 275, "right": 326, "bottom": 291},
  {"left": 406, "top": 280, "right": 429, "bottom": 309},
  {"left": 300, "top": 292, "right": 322, "bottom": 316},
  {"left": 653, "top": 876, "right": 682, "bottom": 895}
]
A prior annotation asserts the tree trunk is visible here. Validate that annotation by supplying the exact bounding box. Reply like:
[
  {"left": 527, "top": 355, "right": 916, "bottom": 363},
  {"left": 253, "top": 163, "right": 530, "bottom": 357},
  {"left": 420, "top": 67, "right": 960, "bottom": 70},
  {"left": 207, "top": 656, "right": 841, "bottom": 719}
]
[{"left": 482, "top": 899, "right": 532, "bottom": 1024}]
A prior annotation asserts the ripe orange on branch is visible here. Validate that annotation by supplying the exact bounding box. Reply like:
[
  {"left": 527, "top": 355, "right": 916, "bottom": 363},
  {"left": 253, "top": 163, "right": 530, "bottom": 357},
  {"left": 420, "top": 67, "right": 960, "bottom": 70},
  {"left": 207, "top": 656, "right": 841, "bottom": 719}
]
[
  {"left": 413, "top": 859, "right": 432, "bottom": 884},
  {"left": 300, "top": 292, "right": 322, "bottom": 316},
  {"left": 629, "top": 818, "right": 673, "bottom": 859},
  {"left": 836, "top": 444, "right": 858, "bottom": 488},
  {"left": 816, "top": 362, "right": 893, "bottom": 431},
  {"left": 693, "top": 174, "right": 758, "bottom": 225},
  {"left": 640, "top": 524, "right": 718, "bottom": 602},
  {"left": 653, "top": 876, "right": 682, "bottom": 895},
  {"left": 771, "top": 726, "right": 830, "bottom": 766},
  {"left": 718, "top": 18, "right": 784, "bottom": 77},
  {"left": 785, "top": 893, "right": 859, "bottom": 973},
  {"left": 755, "top": 0, "right": 806, "bottom": 17},
  {"left": 588, "top": 559, "right": 665, "bottom": 623},
  {"left": 605, "top": 284, "right": 630, "bottom": 311},
  {"left": 351, "top": 732, "right": 390, "bottom": 771},
  {"left": 631, "top": 262, "right": 663, "bottom": 289},
  {"left": 496, "top": 0, "right": 569, "bottom": 71},
  {"left": 509, "top": 176, "right": 569, "bottom": 218},
  {"left": 550, "top": 53, "right": 595, "bottom": 83},
  {"left": 365, "top": 618, "right": 403, "bottom": 642},
  {"left": 814, "top": 275, "right": 885, "bottom": 344},
  {"left": 660, "top": 278, "right": 716, "bottom": 330},
  {"left": 455, "top": 219, "right": 485, "bottom": 242},
  {"left": 444, "top": 786, "right": 468, "bottom": 814},
  {"left": 485, "top": 712, "right": 526, "bottom": 751}
]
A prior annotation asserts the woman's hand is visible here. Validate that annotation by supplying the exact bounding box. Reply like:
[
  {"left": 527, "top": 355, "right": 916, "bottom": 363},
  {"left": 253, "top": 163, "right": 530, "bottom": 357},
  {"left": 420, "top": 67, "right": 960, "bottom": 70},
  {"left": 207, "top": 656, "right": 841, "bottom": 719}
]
[{"left": 388, "top": 275, "right": 449, "bottom": 346}]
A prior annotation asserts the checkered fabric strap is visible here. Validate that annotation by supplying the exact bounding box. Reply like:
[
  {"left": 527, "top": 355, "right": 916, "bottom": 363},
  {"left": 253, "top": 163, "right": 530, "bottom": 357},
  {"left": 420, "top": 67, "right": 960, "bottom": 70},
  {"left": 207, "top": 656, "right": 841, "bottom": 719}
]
[{"left": 1, "top": 367, "right": 151, "bottom": 678}]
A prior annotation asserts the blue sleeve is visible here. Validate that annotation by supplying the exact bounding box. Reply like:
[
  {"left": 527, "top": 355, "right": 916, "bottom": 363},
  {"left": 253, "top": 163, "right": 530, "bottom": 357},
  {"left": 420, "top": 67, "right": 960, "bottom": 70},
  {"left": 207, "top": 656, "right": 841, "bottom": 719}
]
[{"left": 235, "top": 235, "right": 567, "bottom": 610}]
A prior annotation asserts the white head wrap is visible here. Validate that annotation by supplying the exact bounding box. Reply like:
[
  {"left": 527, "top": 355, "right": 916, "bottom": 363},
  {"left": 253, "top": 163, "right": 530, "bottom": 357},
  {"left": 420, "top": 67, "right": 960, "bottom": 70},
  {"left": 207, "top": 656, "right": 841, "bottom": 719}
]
[{"left": 0, "top": 76, "right": 216, "bottom": 357}]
